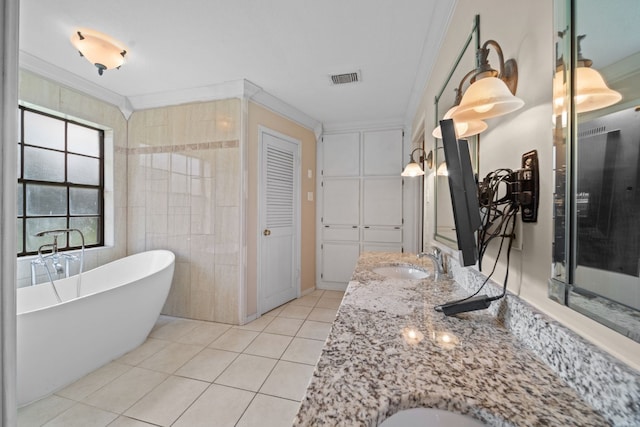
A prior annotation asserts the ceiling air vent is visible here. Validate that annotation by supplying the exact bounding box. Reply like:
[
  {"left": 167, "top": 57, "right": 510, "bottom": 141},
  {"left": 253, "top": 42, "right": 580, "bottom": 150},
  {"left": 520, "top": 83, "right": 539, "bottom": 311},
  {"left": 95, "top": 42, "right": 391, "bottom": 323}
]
[{"left": 330, "top": 71, "right": 361, "bottom": 85}]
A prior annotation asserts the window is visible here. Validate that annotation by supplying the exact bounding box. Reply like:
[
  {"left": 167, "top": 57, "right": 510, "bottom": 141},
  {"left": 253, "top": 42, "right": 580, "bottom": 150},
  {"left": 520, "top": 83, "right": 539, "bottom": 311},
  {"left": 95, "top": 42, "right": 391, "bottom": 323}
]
[{"left": 17, "top": 106, "right": 104, "bottom": 256}]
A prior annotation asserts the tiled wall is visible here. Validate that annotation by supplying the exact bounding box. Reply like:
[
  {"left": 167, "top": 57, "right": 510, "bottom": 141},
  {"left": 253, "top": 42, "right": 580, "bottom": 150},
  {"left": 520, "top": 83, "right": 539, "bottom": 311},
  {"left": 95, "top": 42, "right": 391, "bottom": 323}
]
[{"left": 127, "top": 99, "right": 242, "bottom": 324}]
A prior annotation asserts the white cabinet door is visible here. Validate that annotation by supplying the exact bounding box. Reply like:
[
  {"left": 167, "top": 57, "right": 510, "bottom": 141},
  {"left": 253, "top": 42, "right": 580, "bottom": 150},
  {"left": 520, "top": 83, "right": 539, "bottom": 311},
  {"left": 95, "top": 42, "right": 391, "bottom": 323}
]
[
  {"left": 363, "top": 177, "right": 403, "bottom": 226},
  {"left": 323, "top": 133, "right": 360, "bottom": 176},
  {"left": 322, "top": 178, "right": 359, "bottom": 225},
  {"left": 363, "top": 129, "right": 403, "bottom": 176},
  {"left": 321, "top": 242, "right": 360, "bottom": 283}
]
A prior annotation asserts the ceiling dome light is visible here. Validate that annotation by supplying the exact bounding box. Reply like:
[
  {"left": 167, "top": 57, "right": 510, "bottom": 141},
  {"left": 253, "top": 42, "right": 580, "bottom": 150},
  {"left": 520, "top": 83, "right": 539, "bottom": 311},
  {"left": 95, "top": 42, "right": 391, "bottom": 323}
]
[{"left": 70, "top": 29, "right": 127, "bottom": 75}]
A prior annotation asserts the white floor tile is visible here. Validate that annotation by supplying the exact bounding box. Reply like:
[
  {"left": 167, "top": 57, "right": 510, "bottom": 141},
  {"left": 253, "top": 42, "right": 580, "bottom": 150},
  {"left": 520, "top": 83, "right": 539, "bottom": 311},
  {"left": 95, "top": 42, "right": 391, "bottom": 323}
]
[
  {"left": 175, "top": 348, "right": 238, "bottom": 382},
  {"left": 124, "top": 376, "right": 208, "bottom": 426},
  {"left": 315, "top": 297, "right": 342, "bottom": 309},
  {"left": 172, "top": 384, "right": 255, "bottom": 427},
  {"left": 243, "top": 333, "right": 293, "bottom": 359},
  {"left": 281, "top": 337, "right": 325, "bottom": 365},
  {"left": 18, "top": 394, "right": 75, "bottom": 427},
  {"left": 322, "top": 290, "right": 345, "bottom": 299},
  {"left": 263, "top": 317, "right": 304, "bottom": 336},
  {"left": 307, "top": 307, "right": 338, "bottom": 323},
  {"left": 117, "top": 338, "right": 171, "bottom": 366},
  {"left": 263, "top": 305, "right": 286, "bottom": 317},
  {"left": 235, "top": 315, "right": 275, "bottom": 332},
  {"left": 259, "top": 361, "right": 315, "bottom": 401},
  {"left": 43, "top": 403, "right": 118, "bottom": 427},
  {"left": 236, "top": 394, "right": 300, "bottom": 427},
  {"left": 308, "top": 289, "right": 325, "bottom": 297},
  {"left": 107, "top": 416, "right": 156, "bottom": 426},
  {"left": 138, "top": 342, "right": 203, "bottom": 374},
  {"left": 279, "top": 305, "right": 312, "bottom": 320},
  {"left": 175, "top": 322, "right": 232, "bottom": 346},
  {"left": 287, "top": 295, "right": 320, "bottom": 307},
  {"left": 55, "top": 362, "right": 131, "bottom": 401},
  {"left": 214, "top": 354, "right": 277, "bottom": 392},
  {"left": 296, "top": 320, "right": 332, "bottom": 341},
  {"left": 149, "top": 318, "right": 200, "bottom": 341},
  {"left": 208, "top": 328, "right": 258, "bottom": 352},
  {"left": 82, "top": 367, "right": 168, "bottom": 414}
]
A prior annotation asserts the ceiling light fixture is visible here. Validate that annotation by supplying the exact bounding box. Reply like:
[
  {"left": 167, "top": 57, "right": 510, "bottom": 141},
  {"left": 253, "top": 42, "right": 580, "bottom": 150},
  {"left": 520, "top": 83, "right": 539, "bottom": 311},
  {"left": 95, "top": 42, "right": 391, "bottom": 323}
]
[
  {"left": 452, "top": 39, "right": 524, "bottom": 122},
  {"left": 70, "top": 29, "right": 127, "bottom": 76}
]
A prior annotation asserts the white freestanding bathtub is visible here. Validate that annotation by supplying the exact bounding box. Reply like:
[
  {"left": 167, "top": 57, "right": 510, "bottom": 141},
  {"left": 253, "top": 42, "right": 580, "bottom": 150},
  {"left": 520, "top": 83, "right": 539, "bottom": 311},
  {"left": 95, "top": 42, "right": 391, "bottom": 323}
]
[{"left": 17, "top": 249, "right": 175, "bottom": 406}]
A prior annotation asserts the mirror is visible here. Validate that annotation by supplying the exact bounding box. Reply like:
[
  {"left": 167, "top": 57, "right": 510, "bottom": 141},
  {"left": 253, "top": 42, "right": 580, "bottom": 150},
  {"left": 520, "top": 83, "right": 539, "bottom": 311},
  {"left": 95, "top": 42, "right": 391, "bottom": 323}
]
[
  {"left": 433, "top": 16, "right": 480, "bottom": 248},
  {"left": 551, "top": 0, "right": 640, "bottom": 342}
]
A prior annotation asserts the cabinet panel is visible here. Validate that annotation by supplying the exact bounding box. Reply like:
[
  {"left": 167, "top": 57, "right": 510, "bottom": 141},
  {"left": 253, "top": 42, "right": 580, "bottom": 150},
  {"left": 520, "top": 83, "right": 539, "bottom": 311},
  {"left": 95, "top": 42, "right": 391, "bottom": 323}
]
[
  {"left": 362, "top": 227, "right": 402, "bottom": 243},
  {"left": 363, "top": 129, "right": 403, "bottom": 176},
  {"left": 323, "top": 133, "right": 360, "bottom": 176},
  {"left": 322, "top": 242, "right": 360, "bottom": 283},
  {"left": 323, "top": 178, "right": 359, "bottom": 225},
  {"left": 362, "top": 243, "right": 403, "bottom": 253},
  {"left": 323, "top": 226, "right": 359, "bottom": 241},
  {"left": 363, "top": 177, "right": 403, "bottom": 226}
]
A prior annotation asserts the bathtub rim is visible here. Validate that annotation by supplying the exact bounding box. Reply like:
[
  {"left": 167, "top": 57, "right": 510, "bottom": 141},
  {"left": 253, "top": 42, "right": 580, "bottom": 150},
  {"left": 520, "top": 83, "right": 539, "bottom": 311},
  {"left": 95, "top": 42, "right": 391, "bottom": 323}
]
[{"left": 16, "top": 249, "right": 175, "bottom": 316}]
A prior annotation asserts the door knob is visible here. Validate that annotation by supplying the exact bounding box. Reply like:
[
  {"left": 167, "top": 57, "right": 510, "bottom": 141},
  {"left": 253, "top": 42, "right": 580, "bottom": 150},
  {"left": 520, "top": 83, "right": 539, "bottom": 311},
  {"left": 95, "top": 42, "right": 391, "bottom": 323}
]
[{"left": 263, "top": 229, "right": 271, "bottom": 236}]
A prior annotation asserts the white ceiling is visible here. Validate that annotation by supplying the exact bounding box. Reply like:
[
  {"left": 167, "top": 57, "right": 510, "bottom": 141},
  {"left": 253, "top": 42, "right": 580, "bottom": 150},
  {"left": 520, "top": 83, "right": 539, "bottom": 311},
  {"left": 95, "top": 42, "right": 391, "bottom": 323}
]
[{"left": 19, "top": 0, "right": 455, "bottom": 130}]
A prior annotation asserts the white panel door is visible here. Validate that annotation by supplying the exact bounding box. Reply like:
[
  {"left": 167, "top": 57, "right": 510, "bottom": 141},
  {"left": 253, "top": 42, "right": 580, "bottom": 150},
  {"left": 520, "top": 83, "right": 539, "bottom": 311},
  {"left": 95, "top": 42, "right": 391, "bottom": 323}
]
[
  {"left": 363, "top": 129, "right": 403, "bottom": 176},
  {"left": 322, "top": 133, "right": 360, "bottom": 176},
  {"left": 322, "top": 178, "right": 359, "bottom": 225},
  {"left": 363, "top": 177, "right": 403, "bottom": 226},
  {"left": 260, "top": 130, "right": 300, "bottom": 313}
]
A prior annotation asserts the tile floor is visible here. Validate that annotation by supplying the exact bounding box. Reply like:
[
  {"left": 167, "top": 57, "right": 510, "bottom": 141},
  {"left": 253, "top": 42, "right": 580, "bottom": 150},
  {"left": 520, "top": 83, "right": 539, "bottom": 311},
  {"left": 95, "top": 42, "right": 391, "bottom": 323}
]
[{"left": 18, "top": 289, "right": 345, "bottom": 427}]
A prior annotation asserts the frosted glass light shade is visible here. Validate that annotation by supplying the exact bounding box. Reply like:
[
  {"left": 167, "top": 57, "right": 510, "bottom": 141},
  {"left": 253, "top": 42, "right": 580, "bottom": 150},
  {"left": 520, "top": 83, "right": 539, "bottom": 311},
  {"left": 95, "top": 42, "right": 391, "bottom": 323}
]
[
  {"left": 436, "top": 162, "right": 449, "bottom": 176},
  {"left": 574, "top": 67, "right": 622, "bottom": 113},
  {"left": 432, "top": 106, "right": 488, "bottom": 139},
  {"left": 452, "top": 77, "right": 524, "bottom": 121},
  {"left": 552, "top": 67, "right": 621, "bottom": 115},
  {"left": 70, "top": 29, "right": 127, "bottom": 75},
  {"left": 401, "top": 162, "right": 425, "bottom": 177}
]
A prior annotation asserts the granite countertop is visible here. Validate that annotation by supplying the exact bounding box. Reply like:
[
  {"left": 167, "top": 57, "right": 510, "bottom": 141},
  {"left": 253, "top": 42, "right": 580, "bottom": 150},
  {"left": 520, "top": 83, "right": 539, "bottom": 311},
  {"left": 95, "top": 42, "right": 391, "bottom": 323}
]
[{"left": 294, "top": 252, "right": 609, "bottom": 427}]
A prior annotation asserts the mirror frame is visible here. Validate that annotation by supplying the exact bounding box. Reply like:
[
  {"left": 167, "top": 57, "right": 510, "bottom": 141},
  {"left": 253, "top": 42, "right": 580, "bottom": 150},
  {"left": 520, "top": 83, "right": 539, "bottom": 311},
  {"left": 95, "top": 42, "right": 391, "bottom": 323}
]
[
  {"left": 433, "top": 15, "right": 480, "bottom": 248},
  {"left": 549, "top": 0, "right": 640, "bottom": 343}
]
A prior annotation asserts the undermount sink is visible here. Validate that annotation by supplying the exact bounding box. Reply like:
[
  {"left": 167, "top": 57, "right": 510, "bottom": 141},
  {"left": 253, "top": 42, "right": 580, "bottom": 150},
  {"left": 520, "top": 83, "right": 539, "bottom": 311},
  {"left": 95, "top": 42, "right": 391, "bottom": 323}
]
[
  {"left": 379, "top": 408, "right": 485, "bottom": 427},
  {"left": 373, "top": 266, "right": 429, "bottom": 280}
]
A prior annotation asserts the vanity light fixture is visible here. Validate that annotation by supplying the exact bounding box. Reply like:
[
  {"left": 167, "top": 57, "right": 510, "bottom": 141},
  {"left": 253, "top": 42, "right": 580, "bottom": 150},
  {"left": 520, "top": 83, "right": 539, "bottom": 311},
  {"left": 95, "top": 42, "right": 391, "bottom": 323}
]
[
  {"left": 70, "top": 29, "right": 128, "bottom": 76},
  {"left": 401, "top": 147, "right": 433, "bottom": 177},
  {"left": 436, "top": 161, "right": 449, "bottom": 176},
  {"left": 452, "top": 39, "right": 524, "bottom": 122},
  {"left": 553, "top": 34, "right": 621, "bottom": 115},
  {"left": 433, "top": 88, "right": 488, "bottom": 139}
]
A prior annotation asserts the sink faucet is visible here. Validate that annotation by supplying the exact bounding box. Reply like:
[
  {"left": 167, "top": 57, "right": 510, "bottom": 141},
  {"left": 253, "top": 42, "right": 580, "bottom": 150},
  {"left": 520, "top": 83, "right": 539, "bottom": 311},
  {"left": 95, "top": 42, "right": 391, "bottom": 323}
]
[{"left": 417, "top": 247, "right": 445, "bottom": 279}]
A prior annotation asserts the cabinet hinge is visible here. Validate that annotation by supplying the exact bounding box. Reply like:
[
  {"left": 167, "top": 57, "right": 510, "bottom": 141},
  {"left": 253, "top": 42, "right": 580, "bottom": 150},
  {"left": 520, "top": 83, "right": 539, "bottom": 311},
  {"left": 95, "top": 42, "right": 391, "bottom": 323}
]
[
  {"left": 321, "top": 273, "right": 324, "bottom": 279},
  {"left": 402, "top": 218, "right": 404, "bottom": 224},
  {"left": 321, "top": 244, "right": 323, "bottom": 250},
  {"left": 321, "top": 217, "right": 323, "bottom": 223},
  {"left": 401, "top": 247, "right": 404, "bottom": 253}
]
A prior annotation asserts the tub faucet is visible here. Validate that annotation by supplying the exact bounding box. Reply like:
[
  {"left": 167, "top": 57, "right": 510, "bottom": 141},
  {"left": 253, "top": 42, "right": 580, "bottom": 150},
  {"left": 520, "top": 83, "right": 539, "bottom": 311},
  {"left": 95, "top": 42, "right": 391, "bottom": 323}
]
[{"left": 417, "top": 247, "right": 445, "bottom": 279}]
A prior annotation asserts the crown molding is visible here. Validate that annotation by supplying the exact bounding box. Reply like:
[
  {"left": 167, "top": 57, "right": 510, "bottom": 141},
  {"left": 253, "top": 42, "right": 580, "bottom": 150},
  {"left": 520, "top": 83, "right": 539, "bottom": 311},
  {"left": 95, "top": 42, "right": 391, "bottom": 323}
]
[
  {"left": 19, "top": 50, "right": 134, "bottom": 118},
  {"left": 322, "top": 117, "right": 405, "bottom": 134},
  {"left": 246, "top": 83, "right": 323, "bottom": 139},
  {"left": 18, "top": 53, "right": 323, "bottom": 136}
]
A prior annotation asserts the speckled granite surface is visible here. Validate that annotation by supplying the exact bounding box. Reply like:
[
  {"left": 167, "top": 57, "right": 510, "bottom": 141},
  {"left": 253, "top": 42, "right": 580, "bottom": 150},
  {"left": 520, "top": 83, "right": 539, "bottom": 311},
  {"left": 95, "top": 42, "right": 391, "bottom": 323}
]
[{"left": 293, "top": 252, "right": 620, "bottom": 426}]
